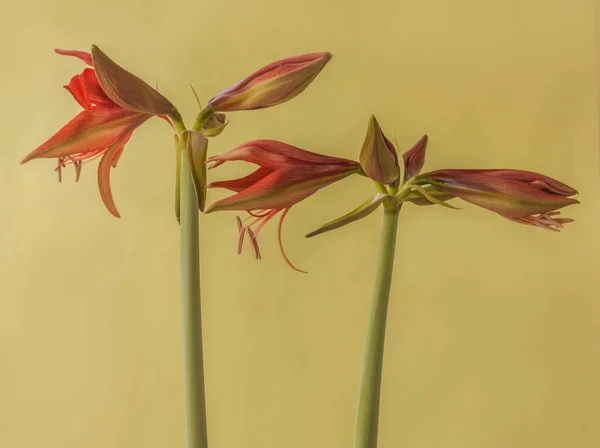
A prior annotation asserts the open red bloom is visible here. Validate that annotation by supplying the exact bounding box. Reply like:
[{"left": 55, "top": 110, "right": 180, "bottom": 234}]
[
  {"left": 205, "top": 140, "right": 360, "bottom": 272},
  {"left": 21, "top": 48, "right": 172, "bottom": 217},
  {"left": 418, "top": 169, "right": 579, "bottom": 231}
]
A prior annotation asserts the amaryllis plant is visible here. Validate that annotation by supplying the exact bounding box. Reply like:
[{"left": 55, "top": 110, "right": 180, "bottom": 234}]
[
  {"left": 21, "top": 44, "right": 332, "bottom": 448},
  {"left": 21, "top": 44, "right": 579, "bottom": 448},
  {"left": 207, "top": 114, "right": 579, "bottom": 448}
]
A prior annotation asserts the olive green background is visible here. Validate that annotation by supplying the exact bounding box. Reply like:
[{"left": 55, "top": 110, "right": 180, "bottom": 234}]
[{"left": 1, "top": 0, "right": 599, "bottom": 447}]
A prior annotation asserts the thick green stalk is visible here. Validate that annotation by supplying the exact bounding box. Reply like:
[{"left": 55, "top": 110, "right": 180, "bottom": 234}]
[
  {"left": 172, "top": 114, "right": 209, "bottom": 448},
  {"left": 354, "top": 201, "right": 401, "bottom": 448}
]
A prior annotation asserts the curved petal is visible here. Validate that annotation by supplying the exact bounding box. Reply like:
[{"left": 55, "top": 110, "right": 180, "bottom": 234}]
[
  {"left": 55, "top": 49, "right": 93, "bottom": 66},
  {"left": 21, "top": 109, "right": 150, "bottom": 163},
  {"left": 64, "top": 69, "right": 116, "bottom": 110},
  {"left": 64, "top": 73, "right": 92, "bottom": 110},
  {"left": 208, "top": 166, "right": 273, "bottom": 192},
  {"left": 97, "top": 133, "right": 132, "bottom": 218},
  {"left": 207, "top": 139, "right": 359, "bottom": 169},
  {"left": 205, "top": 164, "right": 357, "bottom": 212}
]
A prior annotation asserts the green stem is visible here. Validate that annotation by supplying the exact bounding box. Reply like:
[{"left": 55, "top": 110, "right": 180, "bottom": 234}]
[
  {"left": 354, "top": 200, "right": 401, "bottom": 448},
  {"left": 171, "top": 112, "right": 209, "bottom": 448}
]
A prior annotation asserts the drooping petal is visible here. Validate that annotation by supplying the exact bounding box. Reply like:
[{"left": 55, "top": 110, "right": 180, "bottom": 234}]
[
  {"left": 207, "top": 139, "right": 359, "bottom": 170},
  {"left": 21, "top": 108, "right": 150, "bottom": 163},
  {"left": 207, "top": 52, "right": 332, "bottom": 112},
  {"left": 55, "top": 49, "right": 93, "bottom": 66},
  {"left": 91, "top": 45, "right": 175, "bottom": 115},
  {"left": 97, "top": 132, "right": 132, "bottom": 218},
  {"left": 305, "top": 193, "right": 389, "bottom": 238},
  {"left": 205, "top": 164, "right": 358, "bottom": 212}
]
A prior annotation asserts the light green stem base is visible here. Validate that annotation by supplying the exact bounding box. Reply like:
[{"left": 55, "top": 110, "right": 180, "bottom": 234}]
[
  {"left": 179, "top": 130, "right": 208, "bottom": 448},
  {"left": 354, "top": 203, "right": 400, "bottom": 448}
]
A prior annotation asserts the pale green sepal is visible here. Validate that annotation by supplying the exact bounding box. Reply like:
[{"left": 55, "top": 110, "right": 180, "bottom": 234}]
[{"left": 305, "top": 193, "right": 389, "bottom": 238}]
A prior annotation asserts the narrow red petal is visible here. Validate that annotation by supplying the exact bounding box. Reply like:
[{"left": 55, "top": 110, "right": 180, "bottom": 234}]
[
  {"left": 208, "top": 167, "right": 273, "bottom": 192},
  {"left": 21, "top": 109, "right": 149, "bottom": 163},
  {"left": 65, "top": 73, "right": 93, "bottom": 110},
  {"left": 97, "top": 134, "right": 131, "bottom": 218},
  {"left": 205, "top": 165, "right": 357, "bottom": 212},
  {"left": 208, "top": 139, "right": 358, "bottom": 169},
  {"left": 55, "top": 49, "right": 93, "bottom": 66}
]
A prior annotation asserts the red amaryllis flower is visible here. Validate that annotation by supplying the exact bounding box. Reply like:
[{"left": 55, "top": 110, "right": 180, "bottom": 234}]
[
  {"left": 204, "top": 140, "right": 361, "bottom": 272},
  {"left": 20, "top": 46, "right": 174, "bottom": 217},
  {"left": 417, "top": 169, "right": 579, "bottom": 231},
  {"left": 206, "top": 52, "right": 332, "bottom": 112}
]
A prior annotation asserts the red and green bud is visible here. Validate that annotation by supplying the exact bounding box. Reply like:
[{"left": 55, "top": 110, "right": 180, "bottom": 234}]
[
  {"left": 206, "top": 52, "right": 332, "bottom": 112},
  {"left": 416, "top": 169, "right": 579, "bottom": 231},
  {"left": 205, "top": 139, "right": 360, "bottom": 271},
  {"left": 359, "top": 115, "right": 400, "bottom": 185},
  {"left": 21, "top": 46, "right": 174, "bottom": 217},
  {"left": 402, "top": 135, "right": 427, "bottom": 181}
]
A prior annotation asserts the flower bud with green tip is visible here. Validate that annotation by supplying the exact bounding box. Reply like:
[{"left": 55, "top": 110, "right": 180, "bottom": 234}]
[
  {"left": 206, "top": 52, "right": 333, "bottom": 112},
  {"left": 359, "top": 115, "right": 399, "bottom": 185}
]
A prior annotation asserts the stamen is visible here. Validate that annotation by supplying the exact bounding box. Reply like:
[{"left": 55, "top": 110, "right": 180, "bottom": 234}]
[
  {"left": 247, "top": 227, "right": 261, "bottom": 260},
  {"left": 57, "top": 160, "right": 63, "bottom": 183},
  {"left": 74, "top": 161, "right": 82, "bottom": 182},
  {"left": 253, "top": 209, "right": 280, "bottom": 236},
  {"left": 277, "top": 208, "right": 307, "bottom": 274},
  {"left": 236, "top": 216, "right": 246, "bottom": 255}
]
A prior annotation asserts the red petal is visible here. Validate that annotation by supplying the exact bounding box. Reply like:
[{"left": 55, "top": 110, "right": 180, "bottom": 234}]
[
  {"left": 55, "top": 49, "right": 93, "bottom": 66},
  {"left": 207, "top": 139, "right": 359, "bottom": 169},
  {"left": 402, "top": 135, "right": 428, "bottom": 180},
  {"left": 205, "top": 164, "right": 356, "bottom": 212},
  {"left": 97, "top": 133, "right": 131, "bottom": 218},
  {"left": 65, "top": 73, "right": 92, "bottom": 110},
  {"left": 21, "top": 108, "right": 150, "bottom": 163},
  {"left": 209, "top": 166, "right": 273, "bottom": 192},
  {"left": 81, "top": 69, "right": 116, "bottom": 108}
]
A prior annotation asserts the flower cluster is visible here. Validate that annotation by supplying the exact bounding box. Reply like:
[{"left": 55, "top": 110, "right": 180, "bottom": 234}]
[{"left": 22, "top": 45, "right": 579, "bottom": 271}]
